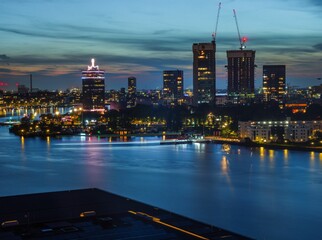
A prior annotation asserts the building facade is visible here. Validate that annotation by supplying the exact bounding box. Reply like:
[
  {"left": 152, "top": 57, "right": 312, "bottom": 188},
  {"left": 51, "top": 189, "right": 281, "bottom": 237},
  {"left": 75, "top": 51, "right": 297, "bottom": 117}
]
[
  {"left": 226, "top": 50, "right": 256, "bottom": 102},
  {"left": 192, "top": 41, "right": 216, "bottom": 105},
  {"left": 163, "top": 70, "right": 184, "bottom": 102},
  {"left": 238, "top": 120, "right": 322, "bottom": 143},
  {"left": 82, "top": 59, "right": 105, "bottom": 111},
  {"left": 263, "top": 65, "right": 286, "bottom": 103}
]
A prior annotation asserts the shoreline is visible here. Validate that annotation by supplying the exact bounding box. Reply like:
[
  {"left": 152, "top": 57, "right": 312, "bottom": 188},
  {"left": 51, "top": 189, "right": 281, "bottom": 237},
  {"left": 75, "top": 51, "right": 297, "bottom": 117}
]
[
  {"left": 3, "top": 123, "right": 322, "bottom": 153},
  {"left": 211, "top": 139, "right": 322, "bottom": 153}
]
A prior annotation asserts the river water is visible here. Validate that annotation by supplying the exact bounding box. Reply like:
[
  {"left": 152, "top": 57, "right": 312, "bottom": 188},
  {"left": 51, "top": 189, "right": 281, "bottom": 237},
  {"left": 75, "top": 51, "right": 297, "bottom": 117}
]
[{"left": 0, "top": 125, "right": 321, "bottom": 239}]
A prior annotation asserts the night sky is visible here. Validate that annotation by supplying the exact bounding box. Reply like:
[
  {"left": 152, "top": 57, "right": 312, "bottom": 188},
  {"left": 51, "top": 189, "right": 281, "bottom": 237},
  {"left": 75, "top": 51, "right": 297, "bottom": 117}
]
[{"left": 0, "top": 0, "right": 321, "bottom": 91}]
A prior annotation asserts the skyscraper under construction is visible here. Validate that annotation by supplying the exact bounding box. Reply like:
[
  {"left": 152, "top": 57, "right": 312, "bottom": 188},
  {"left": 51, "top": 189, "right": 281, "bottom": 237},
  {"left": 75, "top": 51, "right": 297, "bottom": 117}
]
[
  {"left": 226, "top": 49, "right": 256, "bottom": 101},
  {"left": 192, "top": 41, "right": 216, "bottom": 106},
  {"left": 226, "top": 9, "right": 256, "bottom": 103}
]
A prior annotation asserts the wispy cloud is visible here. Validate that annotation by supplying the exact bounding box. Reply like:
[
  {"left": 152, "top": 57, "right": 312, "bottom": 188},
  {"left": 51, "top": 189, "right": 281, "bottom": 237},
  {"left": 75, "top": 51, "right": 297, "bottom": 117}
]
[
  {"left": 313, "top": 43, "right": 322, "bottom": 51},
  {"left": 0, "top": 0, "right": 322, "bottom": 90},
  {"left": 0, "top": 54, "right": 10, "bottom": 65},
  {"left": 309, "top": 0, "right": 322, "bottom": 6}
]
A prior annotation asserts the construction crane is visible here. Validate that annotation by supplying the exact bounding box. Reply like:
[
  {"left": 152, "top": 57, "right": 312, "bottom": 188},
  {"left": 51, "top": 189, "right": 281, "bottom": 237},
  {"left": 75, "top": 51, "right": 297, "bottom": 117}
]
[
  {"left": 233, "top": 9, "right": 247, "bottom": 50},
  {"left": 212, "top": 2, "right": 221, "bottom": 42}
]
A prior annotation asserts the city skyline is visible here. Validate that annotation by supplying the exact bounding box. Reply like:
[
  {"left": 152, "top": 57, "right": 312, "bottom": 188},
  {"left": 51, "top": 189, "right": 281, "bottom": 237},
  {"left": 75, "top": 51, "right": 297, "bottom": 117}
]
[{"left": 0, "top": 0, "right": 322, "bottom": 91}]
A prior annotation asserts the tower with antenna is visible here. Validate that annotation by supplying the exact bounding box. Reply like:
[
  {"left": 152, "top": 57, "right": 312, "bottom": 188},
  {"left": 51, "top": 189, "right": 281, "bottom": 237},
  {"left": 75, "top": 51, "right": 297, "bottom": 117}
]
[
  {"left": 226, "top": 9, "right": 256, "bottom": 103},
  {"left": 82, "top": 58, "right": 105, "bottom": 111}
]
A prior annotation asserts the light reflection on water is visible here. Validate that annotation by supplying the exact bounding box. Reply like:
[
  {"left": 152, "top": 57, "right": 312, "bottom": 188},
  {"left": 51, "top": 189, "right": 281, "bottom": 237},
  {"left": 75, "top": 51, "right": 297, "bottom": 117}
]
[
  {"left": 2, "top": 107, "right": 70, "bottom": 118},
  {"left": 0, "top": 127, "right": 322, "bottom": 240}
]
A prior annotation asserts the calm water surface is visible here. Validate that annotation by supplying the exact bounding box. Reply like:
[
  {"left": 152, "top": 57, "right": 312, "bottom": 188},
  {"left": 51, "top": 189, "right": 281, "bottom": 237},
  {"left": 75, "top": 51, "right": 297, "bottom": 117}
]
[{"left": 0, "top": 126, "right": 322, "bottom": 239}]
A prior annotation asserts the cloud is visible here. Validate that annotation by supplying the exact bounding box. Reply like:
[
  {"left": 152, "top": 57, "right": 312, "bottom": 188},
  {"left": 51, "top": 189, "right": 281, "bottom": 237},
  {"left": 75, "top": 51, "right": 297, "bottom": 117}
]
[
  {"left": 0, "top": 67, "right": 12, "bottom": 73},
  {"left": 313, "top": 43, "right": 322, "bottom": 51},
  {"left": 309, "top": 0, "right": 322, "bottom": 6},
  {"left": 153, "top": 29, "right": 177, "bottom": 35},
  {"left": 0, "top": 54, "right": 10, "bottom": 65}
]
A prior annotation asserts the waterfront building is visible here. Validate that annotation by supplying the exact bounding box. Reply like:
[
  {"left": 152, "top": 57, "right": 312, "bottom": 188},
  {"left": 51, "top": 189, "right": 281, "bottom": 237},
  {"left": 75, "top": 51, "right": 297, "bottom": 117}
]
[
  {"left": 163, "top": 70, "right": 184, "bottom": 103},
  {"left": 239, "top": 120, "right": 322, "bottom": 142},
  {"left": 215, "top": 94, "right": 230, "bottom": 106},
  {"left": 82, "top": 59, "right": 105, "bottom": 111},
  {"left": 263, "top": 65, "right": 286, "bottom": 103},
  {"left": 226, "top": 50, "right": 256, "bottom": 103},
  {"left": 192, "top": 41, "right": 216, "bottom": 106}
]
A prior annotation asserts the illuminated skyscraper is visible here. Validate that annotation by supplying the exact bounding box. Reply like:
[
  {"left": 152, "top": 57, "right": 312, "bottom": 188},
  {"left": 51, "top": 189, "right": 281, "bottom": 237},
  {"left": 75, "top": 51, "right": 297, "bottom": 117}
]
[
  {"left": 82, "top": 59, "right": 105, "bottom": 111},
  {"left": 192, "top": 41, "right": 216, "bottom": 105},
  {"left": 226, "top": 50, "right": 256, "bottom": 101},
  {"left": 128, "top": 76, "right": 136, "bottom": 96},
  {"left": 163, "top": 70, "right": 184, "bottom": 101},
  {"left": 263, "top": 65, "right": 286, "bottom": 102}
]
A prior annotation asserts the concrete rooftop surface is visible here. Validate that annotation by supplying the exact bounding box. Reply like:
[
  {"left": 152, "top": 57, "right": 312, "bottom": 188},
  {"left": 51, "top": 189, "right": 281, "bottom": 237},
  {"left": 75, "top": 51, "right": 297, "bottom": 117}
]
[{"left": 0, "top": 188, "right": 251, "bottom": 239}]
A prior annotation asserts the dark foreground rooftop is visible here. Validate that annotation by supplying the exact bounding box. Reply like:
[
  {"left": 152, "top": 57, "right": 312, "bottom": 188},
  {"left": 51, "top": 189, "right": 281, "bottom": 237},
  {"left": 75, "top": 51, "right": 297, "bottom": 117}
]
[{"left": 0, "top": 188, "right": 251, "bottom": 239}]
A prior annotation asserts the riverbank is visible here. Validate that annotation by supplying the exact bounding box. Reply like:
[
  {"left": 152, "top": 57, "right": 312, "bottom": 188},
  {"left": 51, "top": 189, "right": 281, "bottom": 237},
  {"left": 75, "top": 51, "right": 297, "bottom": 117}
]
[{"left": 211, "top": 138, "right": 322, "bottom": 153}]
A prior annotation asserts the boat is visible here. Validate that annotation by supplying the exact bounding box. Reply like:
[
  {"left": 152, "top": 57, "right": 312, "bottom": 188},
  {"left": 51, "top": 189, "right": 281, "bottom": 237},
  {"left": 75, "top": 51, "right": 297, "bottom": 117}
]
[
  {"left": 160, "top": 139, "right": 192, "bottom": 145},
  {"left": 222, "top": 144, "right": 231, "bottom": 152},
  {"left": 192, "top": 138, "right": 211, "bottom": 143}
]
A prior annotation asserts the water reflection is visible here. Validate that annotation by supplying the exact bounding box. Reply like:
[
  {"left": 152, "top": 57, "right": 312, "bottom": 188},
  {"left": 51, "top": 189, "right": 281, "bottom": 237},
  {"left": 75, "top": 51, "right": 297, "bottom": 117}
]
[
  {"left": 20, "top": 136, "right": 25, "bottom": 151},
  {"left": 1, "top": 127, "right": 322, "bottom": 240},
  {"left": 259, "top": 147, "right": 265, "bottom": 160},
  {"left": 283, "top": 149, "right": 289, "bottom": 165},
  {"left": 46, "top": 136, "right": 50, "bottom": 146},
  {"left": 268, "top": 150, "right": 275, "bottom": 167},
  {"left": 221, "top": 155, "right": 233, "bottom": 192},
  {"left": 194, "top": 142, "right": 206, "bottom": 152},
  {"left": 221, "top": 155, "right": 229, "bottom": 173},
  {"left": 310, "top": 152, "right": 316, "bottom": 168},
  {"left": 283, "top": 149, "right": 288, "bottom": 159},
  {"left": 5, "top": 107, "right": 71, "bottom": 118}
]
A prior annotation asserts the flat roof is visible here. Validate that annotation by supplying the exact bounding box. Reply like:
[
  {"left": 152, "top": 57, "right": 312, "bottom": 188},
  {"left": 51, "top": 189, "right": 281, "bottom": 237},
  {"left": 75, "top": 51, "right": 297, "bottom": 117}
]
[{"left": 0, "top": 188, "right": 251, "bottom": 239}]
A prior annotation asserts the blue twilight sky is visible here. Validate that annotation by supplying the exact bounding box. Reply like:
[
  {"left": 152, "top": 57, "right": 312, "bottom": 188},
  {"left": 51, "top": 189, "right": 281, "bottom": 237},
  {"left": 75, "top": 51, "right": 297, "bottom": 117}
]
[{"left": 0, "top": 0, "right": 321, "bottom": 91}]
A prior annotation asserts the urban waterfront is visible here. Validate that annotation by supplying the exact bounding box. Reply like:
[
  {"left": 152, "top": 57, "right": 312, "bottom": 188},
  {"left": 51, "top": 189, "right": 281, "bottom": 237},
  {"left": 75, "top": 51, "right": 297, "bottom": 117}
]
[{"left": 1, "top": 125, "right": 322, "bottom": 239}]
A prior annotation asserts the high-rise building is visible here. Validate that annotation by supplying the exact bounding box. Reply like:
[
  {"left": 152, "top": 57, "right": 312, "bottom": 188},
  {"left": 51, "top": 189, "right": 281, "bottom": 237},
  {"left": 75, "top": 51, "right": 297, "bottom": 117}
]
[
  {"left": 263, "top": 65, "right": 286, "bottom": 103},
  {"left": 128, "top": 76, "right": 136, "bottom": 96},
  {"left": 192, "top": 41, "right": 216, "bottom": 105},
  {"left": 226, "top": 50, "right": 256, "bottom": 101},
  {"left": 82, "top": 59, "right": 105, "bottom": 111},
  {"left": 17, "top": 84, "right": 29, "bottom": 94},
  {"left": 163, "top": 70, "right": 184, "bottom": 101},
  {"left": 127, "top": 77, "right": 137, "bottom": 108}
]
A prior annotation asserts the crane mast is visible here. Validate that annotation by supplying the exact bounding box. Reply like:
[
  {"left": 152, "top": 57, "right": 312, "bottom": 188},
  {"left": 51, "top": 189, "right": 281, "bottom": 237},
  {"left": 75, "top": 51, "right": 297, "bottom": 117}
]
[
  {"left": 212, "top": 2, "right": 221, "bottom": 41},
  {"left": 233, "top": 9, "right": 246, "bottom": 50}
]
